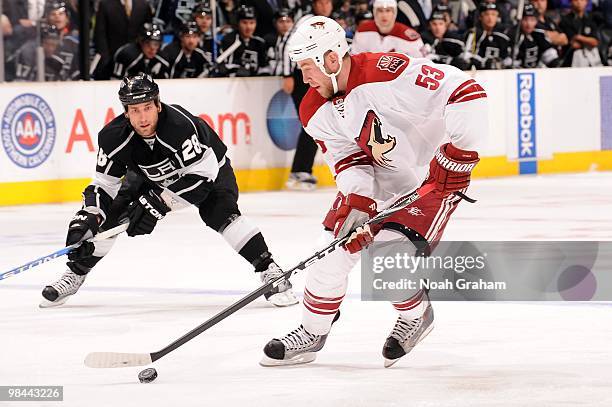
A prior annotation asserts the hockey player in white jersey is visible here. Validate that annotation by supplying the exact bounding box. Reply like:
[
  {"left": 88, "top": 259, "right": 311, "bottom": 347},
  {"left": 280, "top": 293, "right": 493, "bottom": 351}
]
[
  {"left": 261, "top": 16, "right": 487, "bottom": 367},
  {"left": 350, "top": 0, "right": 424, "bottom": 57}
]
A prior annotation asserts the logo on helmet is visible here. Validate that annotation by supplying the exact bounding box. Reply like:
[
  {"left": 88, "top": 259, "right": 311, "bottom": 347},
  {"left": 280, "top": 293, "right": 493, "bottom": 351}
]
[
  {"left": 355, "top": 110, "right": 396, "bottom": 169},
  {"left": 310, "top": 21, "right": 326, "bottom": 29}
]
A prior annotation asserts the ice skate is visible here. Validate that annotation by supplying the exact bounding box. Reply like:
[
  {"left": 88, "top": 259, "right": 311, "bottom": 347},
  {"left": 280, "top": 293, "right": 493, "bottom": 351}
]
[
  {"left": 383, "top": 304, "right": 434, "bottom": 367},
  {"left": 285, "top": 172, "right": 317, "bottom": 191},
  {"left": 260, "top": 262, "right": 298, "bottom": 307},
  {"left": 40, "top": 269, "right": 87, "bottom": 308},
  {"left": 260, "top": 311, "right": 340, "bottom": 366}
]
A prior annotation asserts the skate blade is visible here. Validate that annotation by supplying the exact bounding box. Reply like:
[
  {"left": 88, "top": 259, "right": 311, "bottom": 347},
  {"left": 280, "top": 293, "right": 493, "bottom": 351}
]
[
  {"left": 259, "top": 352, "right": 317, "bottom": 367},
  {"left": 39, "top": 296, "right": 70, "bottom": 309},
  {"left": 285, "top": 182, "right": 316, "bottom": 192},
  {"left": 267, "top": 290, "right": 299, "bottom": 307},
  {"left": 383, "top": 323, "right": 435, "bottom": 368}
]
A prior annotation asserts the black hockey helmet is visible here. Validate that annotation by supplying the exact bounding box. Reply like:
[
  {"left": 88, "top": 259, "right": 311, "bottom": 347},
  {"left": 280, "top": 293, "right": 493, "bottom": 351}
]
[
  {"left": 237, "top": 5, "right": 256, "bottom": 20},
  {"left": 46, "top": 1, "right": 67, "bottom": 14},
  {"left": 429, "top": 10, "right": 446, "bottom": 21},
  {"left": 118, "top": 74, "right": 160, "bottom": 106},
  {"left": 522, "top": 3, "right": 539, "bottom": 18},
  {"left": 192, "top": 2, "right": 212, "bottom": 17},
  {"left": 140, "top": 22, "right": 162, "bottom": 42},
  {"left": 479, "top": 1, "right": 498, "bottom": 13},
  {"left": 180, "top": 20, "right": 201, "bottom": 36},
  {"left": 355, "top": 10, "right": 374, "bottom": 26},
  {"left": 274, "top": 8, "right": 293, "bottom": 20}
]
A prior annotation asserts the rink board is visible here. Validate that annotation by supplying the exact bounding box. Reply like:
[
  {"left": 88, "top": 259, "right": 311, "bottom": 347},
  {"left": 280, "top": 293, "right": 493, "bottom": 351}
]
[{"left": 1, "top": 67, "right": 611, "bottom": 205}]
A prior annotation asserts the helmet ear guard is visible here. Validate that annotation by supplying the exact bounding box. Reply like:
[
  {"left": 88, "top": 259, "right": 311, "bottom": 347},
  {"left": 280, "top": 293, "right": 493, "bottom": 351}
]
[{"left": 287, "top": 16, "right": 350, "bottom": 94}]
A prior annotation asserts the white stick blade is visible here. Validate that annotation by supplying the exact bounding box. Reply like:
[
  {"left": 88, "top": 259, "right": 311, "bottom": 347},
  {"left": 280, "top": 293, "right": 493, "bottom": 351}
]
[{"left": 84, "top": 352, "right": 152, "bottom": 368}]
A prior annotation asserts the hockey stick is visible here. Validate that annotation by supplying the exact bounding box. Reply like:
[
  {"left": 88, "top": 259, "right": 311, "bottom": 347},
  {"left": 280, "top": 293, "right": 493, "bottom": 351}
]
[
  {"left": 84, "top": 184, "right": 435, "bottom": 368},
  {"left": 0, "top": 223, "right": 129, "bottom": 281},
  {"left": 511, "top": 0, "right": 526, "bottom": 65}
]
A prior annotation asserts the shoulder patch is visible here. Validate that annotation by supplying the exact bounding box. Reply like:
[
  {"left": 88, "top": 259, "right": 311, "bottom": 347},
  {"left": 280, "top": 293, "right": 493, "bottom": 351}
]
[
  {"left": 390, "top": 22, "right": 421, "bottom": 42},
  {"left": 376, "top": 54, "right": 407, "bottom": 73}
]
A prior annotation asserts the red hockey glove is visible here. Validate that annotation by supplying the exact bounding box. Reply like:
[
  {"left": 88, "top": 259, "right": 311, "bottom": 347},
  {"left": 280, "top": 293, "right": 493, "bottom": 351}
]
[
  {"left": 333, "top": 193, "right": 377, "bottom": 239},
  {"left": 427, "top": 143, "right": 479, "bottom": 196},
  {"left": 345, "top": 224, "right": 375, "bottom": 254}
]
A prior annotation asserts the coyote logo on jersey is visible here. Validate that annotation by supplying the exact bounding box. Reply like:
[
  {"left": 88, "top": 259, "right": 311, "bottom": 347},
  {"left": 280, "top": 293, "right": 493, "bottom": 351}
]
[
  {"left": 310, "top": 21, "right": 326, "bottom": 29},
  {"left": 356, "top": 110, "right": 396, "bottom": 169}
]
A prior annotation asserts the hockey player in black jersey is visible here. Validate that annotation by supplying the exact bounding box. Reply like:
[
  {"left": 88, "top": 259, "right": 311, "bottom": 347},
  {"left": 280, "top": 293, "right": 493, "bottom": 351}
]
[
  {"left": 47, "top": 1, "right": 80, "bottom": 80},
  {"left": 508, "top": 4, "right": 559, "bottom": 68},
  {"left": 192, "top": 2, "right": 215, "bottom": 63},
  {"left": 421, "top": 9, "right": 468, "bottom": 69},
  {"left": 40, "top": 74, "right": 298, "bottom": 308},
  {"left": 160, "top": 21, "right": 212, "bottom": 78},
  {"left": 215, "top": 6, "right": 271, "bottom": 77},
  {"left": 463, "top": 2, "right": 511, "bottom": 70},
  {"left": 112, "top": 23, "right": 170, "bottom": 79},
  {"left": 13, "top": 24, "right": 65, "bottom": 81}
]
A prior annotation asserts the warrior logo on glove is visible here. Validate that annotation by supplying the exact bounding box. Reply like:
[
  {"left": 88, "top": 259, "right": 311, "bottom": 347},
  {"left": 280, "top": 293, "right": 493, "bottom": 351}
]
[{"left": 356, "top": 110, "right": 396, "bottom": 169}]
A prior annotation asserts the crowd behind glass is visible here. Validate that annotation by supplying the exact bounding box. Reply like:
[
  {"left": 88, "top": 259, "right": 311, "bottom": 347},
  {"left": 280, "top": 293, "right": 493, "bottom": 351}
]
[{"left": 1, "top": 0, "right": 610, "bottom": 82}]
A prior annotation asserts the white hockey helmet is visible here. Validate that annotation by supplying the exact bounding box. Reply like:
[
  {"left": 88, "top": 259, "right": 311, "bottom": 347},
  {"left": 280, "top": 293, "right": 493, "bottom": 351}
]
[
  {"left": 373, "top": 0, "right": 397, "bottom": 9},
  {"left": 287, "top": 16, "right": 350, "bottom": 94}
]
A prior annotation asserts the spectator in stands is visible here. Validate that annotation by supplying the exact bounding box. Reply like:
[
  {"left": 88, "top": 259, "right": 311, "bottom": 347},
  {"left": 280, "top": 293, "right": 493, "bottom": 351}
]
[
  {"left": 284, "top": 0, "right": 333, "bottom": 191},
  {"left": 531, "top": 0, "right": 568, "bottom": 49},
  {"left": 192, "top": 2, "right": 215, "bottom": 65},
  {"left": 1, "top": 14, "right": 12, "bottom": 36},
  {"left": 559, "top": 0, "right": 602, "bottom": 66},
  {"left": 161, "top": 20, "right": 212, "bottom": 77},
  {"left": 352, "top": 0, "right": 424, "bottom": 56},
  {"left": 421, "top": 8, "right": 468, "bottom": 68},
  {"left": 508, "top": 3, "right": 560, "bottom": 67},
  {"left": 4, "top": 0, "right": 43, "bottom": 47},
  {"left": 93, "top": 0, "right": 153, "bottom": 80},
  {"left": 112, "top": 22, "right": 170, "bottom": 79},
  {"left": 332, "top": 10, "right": 353, "bottom": 39},
  {"left": 46, "top": 1, "right": 79, "bottom": 80},
  {"left": 266, "top": 8, "right": 294, "bottom": 76},
  {"left": 218, "top": 0, "right": 239, "bottom": 34},
  {"left": 215, "top": 6, "right": 270, "bottom": 77},
  {"left": 13, "top": 24, "right": 64, "bottom": 81},
  {"left": 463, "top": 2, "right": 511, "bottom": 69}
]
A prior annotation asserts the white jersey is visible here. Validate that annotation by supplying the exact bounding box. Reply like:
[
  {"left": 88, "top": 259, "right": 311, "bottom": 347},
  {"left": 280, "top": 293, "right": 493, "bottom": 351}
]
[
  {"left": 300, "top": 52, "right": 487, "bottom": 209},
  {"left": 350, "top": 20, "right": 424, "bottom": 57}
]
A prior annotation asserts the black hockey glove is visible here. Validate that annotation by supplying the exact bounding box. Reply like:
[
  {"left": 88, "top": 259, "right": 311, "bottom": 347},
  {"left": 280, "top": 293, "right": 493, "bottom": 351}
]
[
  {"left": 66, "top": 210, "right": 100, "bottom": 261},
  {"left": 126, "top": 190, "right": 170, "bottom": 237}
]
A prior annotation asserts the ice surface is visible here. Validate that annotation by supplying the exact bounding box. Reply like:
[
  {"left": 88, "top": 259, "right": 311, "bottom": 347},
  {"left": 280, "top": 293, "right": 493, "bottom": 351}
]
[{"left": 1, "top": 173, "right": 611, "bottom": 407}]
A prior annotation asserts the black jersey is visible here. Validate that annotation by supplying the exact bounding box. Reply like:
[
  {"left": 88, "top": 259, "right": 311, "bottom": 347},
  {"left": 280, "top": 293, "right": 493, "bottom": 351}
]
[
  {"left": 199, "top": 32, "right": 215, "bottom": 63},
  {"left": 216, "top": 32, "right": 270, "bottom": 77},
  {"left": 559, "top": 12, "right": 601, "bottom": 67},
  {"left": 112, "top": 43, "right": 170, "bottom": 79},
  {"left": 464, "top": 26, "right": 511, "bottom": 69},
  {"left": 85, "top": 103, "right": 228, "bottom": 220},
  {"left": 57, "top": 34, "right": 80, "bottom": 80},
  {"left": 421, "top": 30, "right": 465, "bottom": 66},
  {"left": 160, "top": 41, "right": 211, "bottom": 78},
  {"left": 508, "top": 27, "right": 559, "bottom": 68},
  {"left": 13, "top": 41, "right": 65, "bottom": 81}
]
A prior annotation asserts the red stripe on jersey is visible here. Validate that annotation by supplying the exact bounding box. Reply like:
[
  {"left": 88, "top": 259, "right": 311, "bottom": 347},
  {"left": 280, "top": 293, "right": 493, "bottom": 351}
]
[
  {"left": 447, "top": 79, "right": 487, "bottom": 105},
  {"left": 392, "top": 291, "right": 424, "bottom": 311},
  {"left": 334, "top": 152, "right": 372, "bottom": 175}
]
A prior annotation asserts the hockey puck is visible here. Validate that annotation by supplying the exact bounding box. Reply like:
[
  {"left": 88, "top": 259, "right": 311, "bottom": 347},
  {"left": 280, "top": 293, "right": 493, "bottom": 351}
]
[{"left": 138, "top": 368, "right": 158, "bottom": 383}]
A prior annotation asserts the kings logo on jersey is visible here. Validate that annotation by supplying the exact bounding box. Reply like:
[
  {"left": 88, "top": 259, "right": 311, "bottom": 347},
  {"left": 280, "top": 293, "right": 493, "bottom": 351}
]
[
  {"left": 1, "top": 93, "right": 56, "bottom": 168},
  {"left": 355, "top": 110, "right": 396, "bottom": 169}
]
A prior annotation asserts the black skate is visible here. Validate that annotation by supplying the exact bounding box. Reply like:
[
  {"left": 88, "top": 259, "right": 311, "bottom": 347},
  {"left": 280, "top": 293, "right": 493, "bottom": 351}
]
[
  {"left": 40, "top": 269, "right": 87, "bottom": 308},
  {"left": 383, "top": 304, "right": 434, "bottom": 368},
  {"left": 260, "top": 311, "right": 340, "bottom": 366}
]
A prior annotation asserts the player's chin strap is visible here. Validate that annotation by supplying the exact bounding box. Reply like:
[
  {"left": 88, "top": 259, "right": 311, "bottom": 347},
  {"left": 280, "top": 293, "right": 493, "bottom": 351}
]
[{"left": 316, "top": 56, "right": 344, "bottom": 95}]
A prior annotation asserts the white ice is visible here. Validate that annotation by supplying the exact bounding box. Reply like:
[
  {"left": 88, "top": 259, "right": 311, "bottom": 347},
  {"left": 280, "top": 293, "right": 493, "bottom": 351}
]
[{"left": 1, "top": 172, "right": 611, "bottom": 407}]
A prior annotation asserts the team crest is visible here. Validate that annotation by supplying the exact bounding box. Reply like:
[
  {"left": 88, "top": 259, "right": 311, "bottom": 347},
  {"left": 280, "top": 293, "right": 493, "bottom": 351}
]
[
  {"left": 311, "top": 21, "right": 326, "bottom": 29},
  {"left": 376, "top": 55, "right": 406, "bottom": 73},
  {"left": 355, "top": 110, "right": 396, "bottom": 169},
  {"left": 1, "top": 93, "right": 56, "bottom": 168}
]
